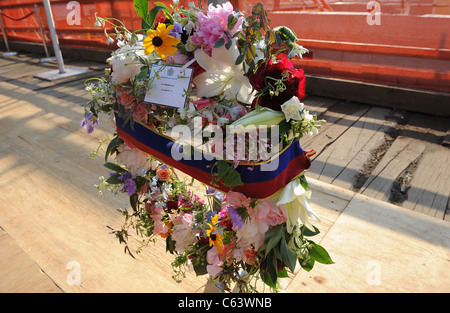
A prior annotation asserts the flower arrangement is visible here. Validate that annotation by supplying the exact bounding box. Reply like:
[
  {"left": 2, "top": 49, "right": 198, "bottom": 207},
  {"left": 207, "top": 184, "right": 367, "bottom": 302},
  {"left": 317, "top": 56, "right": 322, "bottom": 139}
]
[{"left": 83, "top": 0, "right": 331, "bottom": 292}]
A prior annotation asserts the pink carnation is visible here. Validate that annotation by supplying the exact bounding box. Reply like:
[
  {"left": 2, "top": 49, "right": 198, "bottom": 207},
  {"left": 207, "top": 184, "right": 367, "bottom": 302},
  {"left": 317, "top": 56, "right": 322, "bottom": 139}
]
[{"left": 191, "top": 2, "right": 243, "bottom": 50}]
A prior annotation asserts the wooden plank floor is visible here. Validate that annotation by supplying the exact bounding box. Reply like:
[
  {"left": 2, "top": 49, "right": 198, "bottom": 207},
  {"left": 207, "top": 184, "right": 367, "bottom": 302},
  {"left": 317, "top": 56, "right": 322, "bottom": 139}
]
[
  {"left": 1, "top": 52, "right": 449, "bottom": 293},
  {"left": 302, "top": 96, "right": 450, "bottom": 222}
]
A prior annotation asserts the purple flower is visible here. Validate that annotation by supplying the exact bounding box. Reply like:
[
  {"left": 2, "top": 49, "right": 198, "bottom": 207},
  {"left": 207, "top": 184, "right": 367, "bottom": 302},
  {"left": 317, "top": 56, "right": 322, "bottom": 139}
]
[
  {"left": 227, "top": 205, "right": 243, "bottom": 231},
  {"left": 118, "top": 171, "right": 137, "bottom": 196},
  {"left": 81, "top": 111, "right": 99, "bottom": 134},
  {"left": 169, "top": 22, "right": 183, "bottom": 39}
]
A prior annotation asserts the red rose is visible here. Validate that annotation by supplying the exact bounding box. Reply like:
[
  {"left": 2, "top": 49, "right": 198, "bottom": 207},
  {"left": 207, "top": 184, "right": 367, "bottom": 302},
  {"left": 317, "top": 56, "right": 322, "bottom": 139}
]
[
  {"left": 166, "top": 200, "right": 178, "bottom": 213},
  {"left": 249, "top": 54, "right": 306, "bottom": 111}
]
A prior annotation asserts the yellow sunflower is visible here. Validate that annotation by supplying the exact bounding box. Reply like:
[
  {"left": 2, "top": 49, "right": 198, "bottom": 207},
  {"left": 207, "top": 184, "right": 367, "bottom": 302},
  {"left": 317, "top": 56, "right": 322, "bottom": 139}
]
[
  {"left": 206, "top": 214, "right": 224, "bottom": 253},
  {"left": 144, "top": 23, "right": 180, "bottom": 60}
]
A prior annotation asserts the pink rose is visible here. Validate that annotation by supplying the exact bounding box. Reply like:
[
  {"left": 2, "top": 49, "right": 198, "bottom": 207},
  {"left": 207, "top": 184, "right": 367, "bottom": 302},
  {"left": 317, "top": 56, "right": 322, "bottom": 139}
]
[{"left": 257, "top": 200, "right": 287, "bottom": 226}]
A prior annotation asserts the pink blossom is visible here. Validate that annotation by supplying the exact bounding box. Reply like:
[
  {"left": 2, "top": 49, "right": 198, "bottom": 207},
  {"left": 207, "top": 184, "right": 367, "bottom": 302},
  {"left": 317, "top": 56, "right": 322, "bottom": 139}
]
[
  {"left": 150, "top": 207, "right": 170, "bottom": 236},
  {"left": 192, "top": 98, "right": 217, "bottom": 111},
  {"left": 170, "top": 211, "right": 194, "bottom": 228},
  {"left": 237, "top": 219, "right": 268, "bottom": 250},
  {"left": 166, "top": 51, "right": 190, "bottom": 65},
  {"left": 170, "top": 212, "right": 195, "bottom": 253},
  {"left": 225, "top": 191, "right": 251, "bottom": 209},
  {"left": 206, "top": 246, "right": 223, "bottom": 277},
  {"left": 152, "top": 219, "right": 170, "bottom": 235},
  {"left": 255, "top": 200, "right": 287, "bottom": 226},
  {"left": 191, "top": 2, "right": 243, "bottom": 50}
]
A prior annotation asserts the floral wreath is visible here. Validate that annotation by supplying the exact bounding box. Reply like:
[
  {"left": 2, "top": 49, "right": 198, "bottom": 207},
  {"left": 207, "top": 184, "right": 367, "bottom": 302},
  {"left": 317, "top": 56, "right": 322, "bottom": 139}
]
[{"left": 82, "top": 0, "right": 332, "bottom": 293}]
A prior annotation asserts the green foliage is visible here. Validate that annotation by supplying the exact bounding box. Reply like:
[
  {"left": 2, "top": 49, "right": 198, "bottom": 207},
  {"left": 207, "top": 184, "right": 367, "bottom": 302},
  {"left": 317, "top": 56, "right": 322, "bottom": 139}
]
[
  {"left": 237, "top": 2, "right": 276, "bottom": 73},
  {"left": 133, "top": 0, "right": 173, "bottom": 30},
  {"left": 104, "top": 162, "right": 126, "bottom": 173},
  {"left": 261, "top": 223, "right": 334, "bottom": 287},
  {"left": 211, "top": 160, "right": 244, "bottom": 187},
  {"left": 105, "top": 135, "right": 123, "bottom": 162}
]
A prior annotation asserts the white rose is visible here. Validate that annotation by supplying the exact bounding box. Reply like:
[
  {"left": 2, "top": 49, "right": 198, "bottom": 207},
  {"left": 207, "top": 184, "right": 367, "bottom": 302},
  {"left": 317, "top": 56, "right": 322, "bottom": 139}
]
[
  {"left": 280, "top": 96, "right": 304, "bottom": 122},
  {"left": 109, "top": 38, "right": 146, "bottom": 84}
]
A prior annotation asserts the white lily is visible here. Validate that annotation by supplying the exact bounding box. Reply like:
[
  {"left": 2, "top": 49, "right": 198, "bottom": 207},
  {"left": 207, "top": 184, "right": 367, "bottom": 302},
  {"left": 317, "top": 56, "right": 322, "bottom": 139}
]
[
  {"left": 276, "top": 178, "right": 320, "bottom": 232},
  {"left": 193, "top": 39, "right": 254, "bottom": 104}
]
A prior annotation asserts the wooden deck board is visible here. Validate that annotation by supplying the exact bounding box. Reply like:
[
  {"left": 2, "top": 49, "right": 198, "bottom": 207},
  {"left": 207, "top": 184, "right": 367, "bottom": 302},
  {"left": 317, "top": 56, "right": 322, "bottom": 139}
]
[
  {"left": 285, "top": 193, "right": 450, "bottom": 293},
  {"left": 300, "top": 100, "right": 371, "bottom": 156},
  {"left": 360, "top": 136, "right": 427, "bottom": 200},
  {"left": 403, "top": 144, "right": 450, "bottom": 219},
  {"left": 308, "top": 106, "right": 397, "bottom": 188},
  {"left": 0, "top": 228, "right": 62, "bottom": 293}
]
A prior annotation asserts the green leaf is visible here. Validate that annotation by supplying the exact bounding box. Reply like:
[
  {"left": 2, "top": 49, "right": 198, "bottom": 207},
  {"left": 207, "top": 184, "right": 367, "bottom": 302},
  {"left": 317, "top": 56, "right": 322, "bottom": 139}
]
[
  {"left": 227, "top": 14, "right": 238, "bottom": 30},
  {"left": 135, "top": 66, "right": 150, "bottom": 82},
  {"left": 299, "top": 175, "right": 309, "bottom": 191},
  {"left": 133, "top": 0, "right": 149, "bottom": 21},
  {"left": 155, "top": 2, "right": 174, "bottom": 23},
  {"left": 235, "top": 53, "right": 245, "bottom": 65},
  {"left": 105, "top": 136, "right": 123, "bottom": 162},
  {"left": 274, "top": 31, "right": 282, "bottom": 47},
  {"left": 280, "top": 237, "right": 297, "bottom": 272},
  {"left": 251, "top": 2, "right": 263, "bottom": 16},
  {"left": 166, "top": 236, "right": 176, "bottom": 254},
  {"left": 260, "top": 269, "right": 277, "bottom": 289},
  {"left": 276, "top": 26, "right": 298, "bottom": 43},
  {"left": 214, "top": 38, "right": 225, "bottom": 48},
  {"left": 301, "top": 224, "right": 320, "bottom": 237},
  {"left": 147, "top": 5, "right": 165, "bottom": 28},
  {"left": 300, "top": 257, "right": 315, "bottom": 272},
  {"left": 277, "top": 267, "right": 289, "bottom": 278},
  {"left": 309, "top": 242, "right": 334, "bottom": 264},
  {"left": 266, "top": 250, "right": 278, "bottom": 284},
  {"left": 216, "top": 160, "right": 244, "bottom": 187},
  {"left": 106, "top": 174, "right": 121, "bottom": 185},
  {"left": 225, "top": 38, "right": 232, "bottom": 50},
  {"left": 277, "top": 119, "right": 291, "bottom": 140},
  {"left": 130, "top": 193, "right": 138, "bottom": 212},
  {"left": 142, "top": 19, "right": 151, "bottom": 31},
  {"left": 193, "top": 262, "right": 208, "bottom": 276},
  {"left": 104, "top": 162, "right": 126, "bottom": 174},
  {"left": 264, "top": 225, "right": 283, "bottom": 256},
  {"left": 154, "top": 2, "right": 170, "bottom": 11}
]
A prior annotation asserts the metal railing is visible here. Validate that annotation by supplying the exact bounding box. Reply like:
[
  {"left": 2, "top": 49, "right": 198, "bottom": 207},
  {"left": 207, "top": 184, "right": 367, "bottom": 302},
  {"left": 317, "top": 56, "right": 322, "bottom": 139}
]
[{"left": 0, "top": 4, "right": 49, "bottom": 57}]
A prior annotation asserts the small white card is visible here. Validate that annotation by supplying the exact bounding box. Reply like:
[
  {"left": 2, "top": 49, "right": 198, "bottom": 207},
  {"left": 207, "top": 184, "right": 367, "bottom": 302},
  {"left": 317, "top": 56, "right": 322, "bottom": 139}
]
[{"left": 144, "top": 64, "right": 194, "bottom": 109}]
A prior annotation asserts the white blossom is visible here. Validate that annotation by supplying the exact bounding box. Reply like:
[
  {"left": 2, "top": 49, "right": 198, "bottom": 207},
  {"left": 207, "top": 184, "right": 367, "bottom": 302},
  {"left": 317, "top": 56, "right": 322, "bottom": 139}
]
[{"left": 280, "top": 96, "right": 304, "bottom": 122}]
